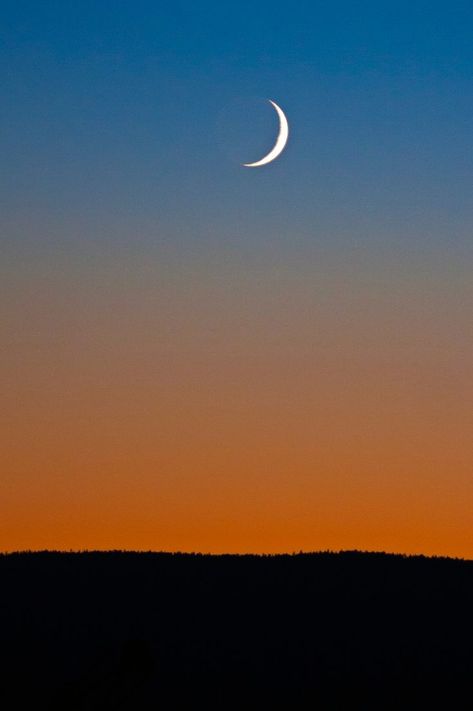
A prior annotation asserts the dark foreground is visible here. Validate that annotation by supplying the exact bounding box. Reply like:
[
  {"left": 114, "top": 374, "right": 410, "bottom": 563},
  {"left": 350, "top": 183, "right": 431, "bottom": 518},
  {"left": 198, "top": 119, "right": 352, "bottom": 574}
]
[{"left": 1, "top": 551, "right": 472, "bottom": 709}]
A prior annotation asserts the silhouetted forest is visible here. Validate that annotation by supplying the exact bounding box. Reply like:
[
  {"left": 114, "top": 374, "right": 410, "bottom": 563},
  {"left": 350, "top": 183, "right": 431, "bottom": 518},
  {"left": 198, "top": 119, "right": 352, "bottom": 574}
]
[{"left": 1, "top": 551, "right": 472, "bottom": 709}]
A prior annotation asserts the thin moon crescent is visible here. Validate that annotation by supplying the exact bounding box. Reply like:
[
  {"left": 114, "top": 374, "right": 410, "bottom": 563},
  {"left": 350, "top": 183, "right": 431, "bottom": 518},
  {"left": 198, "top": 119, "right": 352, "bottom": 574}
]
[{"left": 242, "top": 100, "right": 289, "bottom": 167}]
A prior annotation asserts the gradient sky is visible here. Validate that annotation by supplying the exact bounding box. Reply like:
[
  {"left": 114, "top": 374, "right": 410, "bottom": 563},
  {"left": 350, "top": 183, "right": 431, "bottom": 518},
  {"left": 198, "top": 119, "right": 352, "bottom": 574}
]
[{"left": 2, "top": 1, "right": 473, "bottom": 556}]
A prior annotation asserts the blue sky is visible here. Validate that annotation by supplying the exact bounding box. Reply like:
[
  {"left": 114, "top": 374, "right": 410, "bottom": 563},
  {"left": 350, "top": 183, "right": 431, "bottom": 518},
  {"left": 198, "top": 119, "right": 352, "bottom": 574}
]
[
  {"left": 2, "top": 1, "right": 473, "bottom": 257},
  {"left": 3, "top": 2, "right": 473, "bottom": 555}
]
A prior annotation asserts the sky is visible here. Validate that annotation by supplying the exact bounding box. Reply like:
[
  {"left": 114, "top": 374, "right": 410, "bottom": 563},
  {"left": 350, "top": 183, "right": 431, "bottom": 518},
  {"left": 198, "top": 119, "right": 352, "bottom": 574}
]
[{"left": 1, "top": 1, "right": 473, "bottom": 557}]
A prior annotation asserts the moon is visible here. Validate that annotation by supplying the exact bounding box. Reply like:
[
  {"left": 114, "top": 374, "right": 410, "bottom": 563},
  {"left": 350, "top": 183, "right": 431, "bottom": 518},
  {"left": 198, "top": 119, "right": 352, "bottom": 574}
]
[{"left": 242, "top": 100, "right": 289, "bottom": 167}]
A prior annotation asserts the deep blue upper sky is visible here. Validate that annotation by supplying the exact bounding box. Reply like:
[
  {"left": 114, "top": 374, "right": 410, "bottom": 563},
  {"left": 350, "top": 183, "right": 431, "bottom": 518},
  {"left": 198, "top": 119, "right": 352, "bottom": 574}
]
[{"left": 2, "top": 1, "right": 473, "bottom": 255}]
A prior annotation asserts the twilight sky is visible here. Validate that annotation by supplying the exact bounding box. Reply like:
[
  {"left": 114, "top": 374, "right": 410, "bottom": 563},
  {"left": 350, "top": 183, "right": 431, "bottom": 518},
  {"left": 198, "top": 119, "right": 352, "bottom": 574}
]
[{"left": 2, "top": 1, "right": 473, "bottom": 556}]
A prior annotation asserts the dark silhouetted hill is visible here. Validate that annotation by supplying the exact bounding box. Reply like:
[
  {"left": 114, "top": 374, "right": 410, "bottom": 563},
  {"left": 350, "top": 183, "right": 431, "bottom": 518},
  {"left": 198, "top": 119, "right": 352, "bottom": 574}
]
[{"left": 1, "top": 550, "right": 472, "bottom": 709}]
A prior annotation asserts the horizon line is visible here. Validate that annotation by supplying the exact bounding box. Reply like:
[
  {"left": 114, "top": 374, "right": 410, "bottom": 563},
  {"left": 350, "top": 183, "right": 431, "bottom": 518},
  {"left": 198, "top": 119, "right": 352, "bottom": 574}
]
[{"left": 1, "top": 548, "right": 471, "bottom": 562}]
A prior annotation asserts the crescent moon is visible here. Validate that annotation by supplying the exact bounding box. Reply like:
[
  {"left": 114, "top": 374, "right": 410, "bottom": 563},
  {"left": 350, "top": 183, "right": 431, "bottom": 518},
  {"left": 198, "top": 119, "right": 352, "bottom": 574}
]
[{"left": 242, "top": 100, "right": 289, "bottom": 167}]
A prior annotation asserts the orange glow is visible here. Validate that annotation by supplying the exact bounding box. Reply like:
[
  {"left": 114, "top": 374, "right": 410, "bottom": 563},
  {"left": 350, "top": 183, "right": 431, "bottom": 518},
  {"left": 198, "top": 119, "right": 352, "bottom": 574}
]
[{"left": 2, "top": 246, "right": 472, "bottom": 558}]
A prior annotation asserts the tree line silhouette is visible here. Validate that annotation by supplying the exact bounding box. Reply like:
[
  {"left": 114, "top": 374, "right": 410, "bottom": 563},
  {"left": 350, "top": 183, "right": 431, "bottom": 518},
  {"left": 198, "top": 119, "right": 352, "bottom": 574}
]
[{"left": 1, "top": 550, "right": 472, "bottom": 709}]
